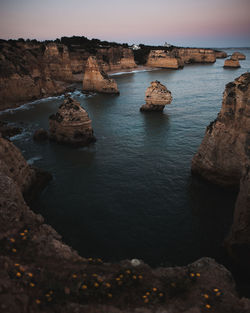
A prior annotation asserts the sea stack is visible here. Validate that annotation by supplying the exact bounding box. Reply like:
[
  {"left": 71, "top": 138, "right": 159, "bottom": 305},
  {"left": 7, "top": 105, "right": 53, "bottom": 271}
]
[
  {"left": 49, "top": 94, "right": 96, "bottom": 147},
  {"left": 146, "top": 50, "right": 184, "bottom": 69},
  {"left": 232, "top": 52, "right": 246, "bottom": 60},
  {"left": 224, "top": 57, "right": 241, "bottom": 68},
  {"left": 83, "top": 56, "right": 119, "bottom": 94},
  {"left": 191, "top": 72, "right": 250, "bottom": 188},
  {"left": 140, "top": 81, "right": 172, "bottom": 112}
]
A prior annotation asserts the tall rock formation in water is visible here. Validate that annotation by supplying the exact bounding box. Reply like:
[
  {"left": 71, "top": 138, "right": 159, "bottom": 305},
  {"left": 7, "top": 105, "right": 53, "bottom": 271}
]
[
  {"left": 140, "top": 81, "right": 172, "bottom": 112},
  {"left": 83, "top": 56, "right": 119, "bottom": 94},
  {"left": 191, "top": 72, "right": 250, "bottom": 188},
  {"left": 146, "top": 50, "right": 184, "bottom": 69},
  {"left": 176, "top": 48, "right": 216, "bottom": 64},
  {"left": 49, "top": 95, "right": 95, "bottom": 146}
]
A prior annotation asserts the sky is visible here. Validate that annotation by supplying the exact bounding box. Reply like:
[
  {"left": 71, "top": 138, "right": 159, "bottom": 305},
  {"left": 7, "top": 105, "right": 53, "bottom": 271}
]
[{"left": 0, "top": 0, "right": 249, "bottom": 47}]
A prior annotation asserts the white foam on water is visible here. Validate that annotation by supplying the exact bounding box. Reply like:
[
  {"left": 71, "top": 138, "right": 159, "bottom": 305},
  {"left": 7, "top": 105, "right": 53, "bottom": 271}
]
[
  {"left": 110, "top": 68, "right": 158, "bottom": 76},
  {"left": 10, "top": 131, "right": 31, "bottom": 141},
  {"left": 27, "top": 156, "right": 42, "bottom": 165}
]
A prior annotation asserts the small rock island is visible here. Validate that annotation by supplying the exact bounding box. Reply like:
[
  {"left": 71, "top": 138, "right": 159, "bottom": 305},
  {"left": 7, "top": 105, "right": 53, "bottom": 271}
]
[
  {"left": 140, "top": 81, "right": 172, "bottom": 112},
  {"left": 83, "top": 56, "right": 119, "bottom": 94},
  {"left": 49, "top": 94, "right": 96, "bottom": 147},
  {"left": 224, "top": 55, "right": 241, "bottom": 68}
]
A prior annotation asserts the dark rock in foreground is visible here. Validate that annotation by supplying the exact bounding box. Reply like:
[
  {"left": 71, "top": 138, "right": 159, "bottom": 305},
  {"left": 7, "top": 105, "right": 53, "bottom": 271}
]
[{"left": 33, "top": 128, "right": 49, "bottom": 141}]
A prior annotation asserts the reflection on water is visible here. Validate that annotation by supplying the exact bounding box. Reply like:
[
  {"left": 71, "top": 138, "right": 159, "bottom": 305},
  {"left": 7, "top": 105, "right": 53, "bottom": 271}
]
[{"left": 1, "top": 48, "right": 250, "bottom": 267}]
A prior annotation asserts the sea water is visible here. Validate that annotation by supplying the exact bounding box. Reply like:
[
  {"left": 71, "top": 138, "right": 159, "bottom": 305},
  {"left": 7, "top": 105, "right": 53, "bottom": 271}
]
[{"left": 2, "top": 48, "right": 250, "bottom": 266}]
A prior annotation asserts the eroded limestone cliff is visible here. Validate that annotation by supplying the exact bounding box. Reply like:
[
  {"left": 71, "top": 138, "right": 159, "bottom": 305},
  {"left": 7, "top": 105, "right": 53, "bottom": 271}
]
[
  {"left": 49, "top": 95, "right": 95, "bottom": 146},
  {"left": 146, "top": 50, "right": 184, "bottom": 69},
  {"left": 140, "top": 81, "right": 172, "bottom": 111},
  {"left": 192, "top": 72, "right": 250, "bottom": 188},
  {"left": 83, "top": 56, "right": 119, "bottom": 94}
]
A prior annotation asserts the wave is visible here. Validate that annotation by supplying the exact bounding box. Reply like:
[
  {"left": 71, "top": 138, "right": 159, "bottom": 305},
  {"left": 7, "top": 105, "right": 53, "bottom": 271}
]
[
  {"left": 27, "top": 156, "right": 43, "bottom": 165},
  {"left": 110, "top": 68, "right": 158, "bottom": 76}
]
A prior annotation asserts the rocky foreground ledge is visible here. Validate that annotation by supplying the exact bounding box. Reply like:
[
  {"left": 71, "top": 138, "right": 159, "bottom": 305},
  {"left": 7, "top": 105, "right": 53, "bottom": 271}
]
[{"left": 0, "top": 135, "right": 250, "bottom": 312}]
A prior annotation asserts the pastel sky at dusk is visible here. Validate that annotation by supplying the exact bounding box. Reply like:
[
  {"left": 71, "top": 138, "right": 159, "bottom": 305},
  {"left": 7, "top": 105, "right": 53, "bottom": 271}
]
[{"left": 0, "top": 0, "right": 249, "bottom": 47}]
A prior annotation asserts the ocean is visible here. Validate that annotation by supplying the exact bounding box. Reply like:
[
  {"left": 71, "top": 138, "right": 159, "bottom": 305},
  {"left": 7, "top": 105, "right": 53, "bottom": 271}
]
[{"left": 2, "top": 48, "right": 250, "bottom": 267}]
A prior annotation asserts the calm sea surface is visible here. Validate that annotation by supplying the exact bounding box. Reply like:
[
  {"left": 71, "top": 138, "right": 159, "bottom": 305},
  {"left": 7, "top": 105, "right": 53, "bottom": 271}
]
[{"left": 2, "top": 48, "right": 250, "bottom": 266}]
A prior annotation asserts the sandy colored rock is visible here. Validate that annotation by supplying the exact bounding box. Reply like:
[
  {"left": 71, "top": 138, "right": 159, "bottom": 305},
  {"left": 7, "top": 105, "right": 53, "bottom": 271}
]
[
  {"left": 49, "top": 94, "right": 95, "bottom": 146},
  {"left": 226, "top": 165, "right": 250, "bottom": 269},
  {"left": 176, "top": 48, "right": 216, "bottom": 64},
  {"left": 146, "top": 50, "right": 184, "bottom": 69},
  {"left": 140, "top": 81, "right": 172, "bottom": 112},
  {"left": 192, "top": 72, "right": 250, "bottom": 188},
  {"left": 83, "top": 56, "right": 119, "bottom": 94},
  {"left": 232, "top": 52, "right": 246, "bottom": 60},
  {"left": 224, "top": 58, "right": 240, "bottom": 68},
  {"left": 215, "top": 50, "right": 228, "bottom": 58}
]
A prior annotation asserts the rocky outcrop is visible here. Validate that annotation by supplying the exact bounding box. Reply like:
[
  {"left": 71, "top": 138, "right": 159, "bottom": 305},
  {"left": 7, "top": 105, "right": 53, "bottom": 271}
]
[
  {"left": 146, "top": 50, "right": 184, "bottom": 69},
  {"left": 224, "top": 58, "right": 241, "bottom": 68},
  {"left": 176, "top": 48, "right": 216, "bottom": 64},
  {"left": 83, "top": 56, "right": 119, "bottom": 94},
  {"left": 226, "top": 165, "right": 250, "bottom": 270},
  {"left": 191, "top": 72, "right": 250, "bottom": 188},
  {"left": 140, "top": 81, "right": 172, "bottom": 112},
  {"left": 43, "top": 43, "right": 73, "bottom": 81},
  {"left": 49, "top": 95, "right": 95, "bottom": 146},
  {"left": 33, "top": 128, "right": 48, "bottom": 141},
  {"left": 0, "top": 121, "right": 22, "bottom": 139},
  {"left": 232, "top": 52, "right": 246, "bottom": 60},
  {"left": 215, "top": 50, "right": 228, "bottom": 58},
  {"left": 1, "top": 128, "right": 250, "bottom": 313}
]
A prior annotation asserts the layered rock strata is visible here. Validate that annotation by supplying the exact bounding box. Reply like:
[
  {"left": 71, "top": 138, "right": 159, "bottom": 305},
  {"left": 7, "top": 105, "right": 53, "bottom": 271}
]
[
  {"left": 224, "top": 58, "right": 241, "bottom": 68},
  {"left": 83, "top": 56, "right": 119, "bottom": 93},
  {"left": 176, "top": 48, "right": 216, "bottom": 64},
  {"left": 146, "top": 50, "right": 184, "bottom": 69},
  {"left": 215, "top": 50, "right": 228, "bottom": 58},
  {"left": 232, "top": 52, "right": 246, "bottom": 60},
  {"left": 49, "top": 95, "right": 95, "bottom": 146},
  {"left": 191, "top": 72, "right": 250, "bottom": 188},
  {"left": 140, "top": 81, "right": 172, "bottom": 111}
]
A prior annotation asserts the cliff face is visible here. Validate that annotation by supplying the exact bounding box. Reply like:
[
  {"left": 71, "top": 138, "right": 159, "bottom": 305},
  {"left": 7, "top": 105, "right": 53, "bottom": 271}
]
[
  {"left": 49, "top": 95, "right": 95, "bottom": 146},
  {"left": 176, "top": 48, "right": 216, "bottom": 64},
  {"left": 140, "top": 80, "right": 172, "bottom": 111},
  {"left": 146, "top": 50, "right": 184, "bottom": 69},
  {"left": 0, "top": 41, "right": 135, "bottom": 109},
  {"left": 215, "top": 50, "right": 228, "bottom": 58},
  {"left": 192, "top": 72, "right": 250, "bottom": 188},
  {"left": 83, "top": 56, "right": 119, "bottom": 94},
  {"left": 0, "top": 139, "right": 249, "bottom": 313},
  {"left": 226, "top": 165, "right": 250, "bottom": 270}
]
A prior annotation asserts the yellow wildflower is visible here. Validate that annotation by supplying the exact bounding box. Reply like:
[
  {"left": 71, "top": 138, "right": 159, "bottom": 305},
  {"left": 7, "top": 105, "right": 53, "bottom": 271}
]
[
  {"left": 10, "top": 238, "right": 15, "bottom": 243},
  {"left": 30, "top": 282, "right": 35, "bottom": 287},
  {"left": 216, "top": 292, "right": 221, "bottom": 296},
  {"left": 116, "top": 277, "right": 121, "bottom": 281},
  {"left": 24, "top": 229, "right": 28, "bottom": 233},
  {"left": 205, "top": 304, "right": 211, "bottom": 309},
  {"left": 142, "top": 295, "right": 147, "bottom": 299},
  {"left": 152, "top": 287, "right": 157, "bottom": 292},
  {"left": 105, "top": 283, "right": 111, "bottom": 288},
  {"left": 196, "top": 273, "right": 201, "bottom": 277},
  {"left": 213, "top": 288, "right": 219, "bottom": 292},
  {"left": 190, "top": 273, "right": 195, "bottom": 277},
  {"left": 94, "top": 282, "right": 99, "bottom": 287},
  {"left": 107, "top": 293, "right": 112, "bottom": 298},
  {"left": 72, "top": 274, "right": 77, "bottom": 279},
  {"left": 16, "top": 272, "right": 21, "bottom": 277},
  {"left": 81, "top": 285, "right": 87, "bottom": 290},
  {"left": 132, "top": 275, "right": 137, "bottom": 280},
  {"left": 20, "top": 232, "right": 25, "bottom": 236},
  {"left": 12, "top": 248, "right": 17, "bottom": 253},
  {"left": 146, "top": 292, "right": 150, "bottom": 296},
  {"left": 159, "top": 293, "right": 164, "bottom": 297},
  {"left": 35, "top": 299, "right": 41, "bottom": 304},
  {"left": 203, "top": 294, "right": 209, "bottom": 299},
  {"left": 14, "top": 263, "right": 20, "bottom": 267},
  {"left": 138, "top": 275, "right": 143, "bottom": 279},
  {"left": 28, "top": 272, "right": 33, "bottom": 278}
]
